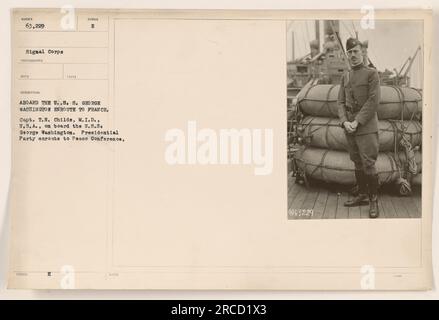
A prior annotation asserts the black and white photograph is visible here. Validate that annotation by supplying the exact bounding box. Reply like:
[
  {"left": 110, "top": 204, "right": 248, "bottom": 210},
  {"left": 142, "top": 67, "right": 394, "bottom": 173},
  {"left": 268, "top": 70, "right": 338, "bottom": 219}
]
[
  {"left": 287, "top": 20, "right": 423, "bottom": 219},
  {"left": 2, "top": 5, "right": 435, "bottom": 294}
]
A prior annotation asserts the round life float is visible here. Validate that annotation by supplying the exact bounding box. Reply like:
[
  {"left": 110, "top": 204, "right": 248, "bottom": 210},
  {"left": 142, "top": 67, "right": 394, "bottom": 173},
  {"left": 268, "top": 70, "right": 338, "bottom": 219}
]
[
  {"left": 294, "top": 147, "right": 422, "bottom": 185},
  {"left": 300, "top": 116, "right": 422, "bottom": 151},
  {"left": 297, "top": 84, "right": 422, "bottom": 120}
]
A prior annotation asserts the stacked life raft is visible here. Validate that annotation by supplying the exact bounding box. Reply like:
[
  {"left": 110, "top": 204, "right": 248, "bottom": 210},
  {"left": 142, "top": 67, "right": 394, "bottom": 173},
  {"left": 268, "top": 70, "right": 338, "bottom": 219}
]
[{"left": 292, "top": 84, "right": 423, "bottom": 193}]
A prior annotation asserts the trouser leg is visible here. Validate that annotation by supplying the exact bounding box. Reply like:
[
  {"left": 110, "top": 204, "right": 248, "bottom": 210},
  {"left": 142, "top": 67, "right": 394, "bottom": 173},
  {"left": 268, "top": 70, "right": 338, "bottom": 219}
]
[
  {"left": 355, "top": 133, "right": 379, "bottom": 176},
  {"left": 344, "top": 134, "right": 369, "bottom": 207},
  {"left": 355, "top": 169, "right": 368, "bottom": 195},
  {"left": 355, "top": 133, "right": 380, "bottom": 218}
]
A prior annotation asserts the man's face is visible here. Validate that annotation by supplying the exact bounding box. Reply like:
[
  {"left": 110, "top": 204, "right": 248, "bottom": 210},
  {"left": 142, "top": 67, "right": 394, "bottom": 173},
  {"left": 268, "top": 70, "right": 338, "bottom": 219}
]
[{"left": 347, "top": 44, "right": 363, "bottom": 66}]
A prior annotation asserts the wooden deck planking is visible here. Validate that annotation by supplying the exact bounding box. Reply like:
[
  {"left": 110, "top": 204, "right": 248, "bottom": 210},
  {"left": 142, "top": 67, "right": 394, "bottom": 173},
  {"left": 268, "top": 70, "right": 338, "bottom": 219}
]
[
  {"left": 322, "top": 192, "right": 337, "bottom": 219},
  {"left": 378, "top": 196, "right": 386, "bottom": 219},
  {"left": 390, "top": 195, "right": 411, "bottom": 218},
  {"left": 287, "top": 187, "right": 302, "bottom": 219},
  {"left": 288, "top": 183, "right": 308, "bottom": 219},
  {"left": 413, "top": 194, "right": 422, "bottom": 213},
  {"left": 359, "top": 203, "right": 369, "bottom": 219},
  {"left": 301, "top": 188, "right": 319, "bottom": 219},
  {"left": 380, "top": 193, "right": 398, "bottom": 218},
  {"left": 336, "top": 193, "right": 349, "bottom": 219},
  {"left": 348, "top": 194, "right": 361, "bottom": 219},
  {"left": 400, "top": 195, "right": 421, "bottom": 218},
  {"left": 312, "top": 189, "right": 329, "bottom": 219},
  {"left": 288, "top": 181, "right": 301, "bottom": 206},
  {"left": 412, "top": 187, "right": 422, "bottom": 217},
  {"left": 287, "top": 175, "right": 421, "bottom": 219}
]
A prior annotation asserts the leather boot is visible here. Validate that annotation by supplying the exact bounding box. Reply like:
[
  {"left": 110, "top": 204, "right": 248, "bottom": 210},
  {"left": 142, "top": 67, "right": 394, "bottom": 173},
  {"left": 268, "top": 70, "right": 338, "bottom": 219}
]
[
  {"left": 366, "top": 174, "right": 380, "bottom": 218},
  {"left": 369, "top": 194, "right": 379, "bottom": 218},
  {"left": 349, "top": 184, "right": 360, "bottom": 196},
  {"left": 344, "top": 170, "right": 369, "bottom": 207},
  {"left": 344, "top": 193, "right": 369, "bottom": 207}
]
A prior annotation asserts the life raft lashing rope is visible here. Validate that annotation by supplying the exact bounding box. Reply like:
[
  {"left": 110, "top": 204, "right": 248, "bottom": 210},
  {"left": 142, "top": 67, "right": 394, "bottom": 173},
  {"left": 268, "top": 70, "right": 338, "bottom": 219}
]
[
  {"left": 290, "top": 83, "right": 422, "bottom": 194},
  {"left": 294, "top": 147, "right": 422, "bottom": 186},
  {"left": 296, "top": 84, "right": 422, "bottom": 119},
  {"left": 299, "top": 116, "right": 422, "bottom": 152}
]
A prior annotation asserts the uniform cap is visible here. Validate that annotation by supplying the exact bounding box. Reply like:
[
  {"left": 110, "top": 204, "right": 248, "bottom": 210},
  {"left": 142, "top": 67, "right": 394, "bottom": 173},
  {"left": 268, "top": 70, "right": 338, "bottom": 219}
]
[{"left": 346, "top": 37, "right": 361, "bottom": 51}]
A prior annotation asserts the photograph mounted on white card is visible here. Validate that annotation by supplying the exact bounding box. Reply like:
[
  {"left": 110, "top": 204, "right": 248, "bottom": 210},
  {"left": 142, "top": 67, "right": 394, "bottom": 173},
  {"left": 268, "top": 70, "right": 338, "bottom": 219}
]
[{"left": 287, "top": 19, "right": 423, "bottom": 220}]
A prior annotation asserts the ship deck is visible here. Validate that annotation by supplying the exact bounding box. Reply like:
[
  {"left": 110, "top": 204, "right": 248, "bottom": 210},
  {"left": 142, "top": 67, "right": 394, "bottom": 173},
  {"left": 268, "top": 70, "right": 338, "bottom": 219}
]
[{"left": 288, "top": 173, "right": 422, "bottom": 219}]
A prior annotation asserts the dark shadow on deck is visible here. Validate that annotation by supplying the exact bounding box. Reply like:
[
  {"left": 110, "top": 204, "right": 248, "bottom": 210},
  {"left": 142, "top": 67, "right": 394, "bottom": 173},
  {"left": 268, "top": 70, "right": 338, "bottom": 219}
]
[{"left": 287, "top": 174, "right": 421, "bottom": 220}]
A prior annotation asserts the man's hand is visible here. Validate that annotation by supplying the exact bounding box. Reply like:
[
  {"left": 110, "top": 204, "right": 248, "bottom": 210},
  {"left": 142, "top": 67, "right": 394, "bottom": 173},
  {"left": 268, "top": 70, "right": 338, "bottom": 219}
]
[
  {"left": 343, "top": 121, "right": 355, "bottom": 133},
  {"left": 351, "top": 120, "right": 359, "bottom": 130}
]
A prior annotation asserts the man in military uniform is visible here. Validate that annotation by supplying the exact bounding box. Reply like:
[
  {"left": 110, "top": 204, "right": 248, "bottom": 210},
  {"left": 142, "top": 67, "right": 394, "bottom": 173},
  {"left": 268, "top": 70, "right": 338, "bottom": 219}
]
[{"left": 337, "top": 38, "right": 381, "bottom": 218}]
